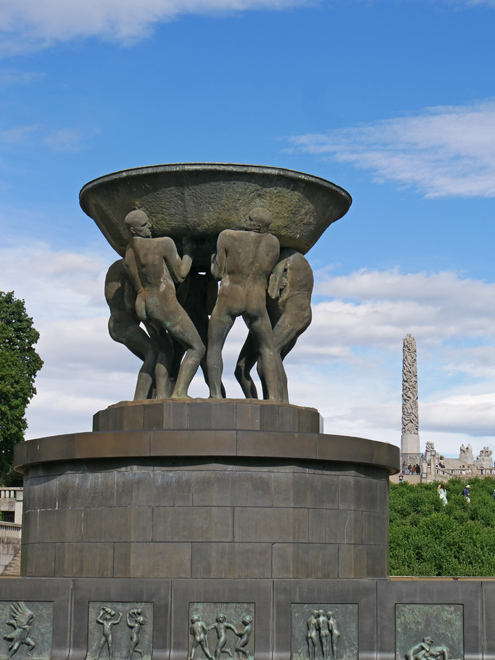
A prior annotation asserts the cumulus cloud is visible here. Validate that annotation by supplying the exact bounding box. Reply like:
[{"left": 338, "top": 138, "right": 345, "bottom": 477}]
[
  {"left": 288, "top": 101, "right": 495, "bottom": 198},
  {"left": 0, "top": 241, "right": 108, "bottom": 321},
  {"left": 0, "top": 0, "right": 311, "bottom": 54},
  {"left": 307, "top": 268, "right": 495, "bottom": 351},
  {"left": 422, "top": 394, "right": 495, "bottom": 437}
]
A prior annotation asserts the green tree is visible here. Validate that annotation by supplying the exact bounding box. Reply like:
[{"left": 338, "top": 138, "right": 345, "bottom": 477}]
[
  {"left": 390, "top": 477, "right": 495, "bottom": 576},
  {"left": 0, "top": 291, "right": 43, "bottom": 485}
]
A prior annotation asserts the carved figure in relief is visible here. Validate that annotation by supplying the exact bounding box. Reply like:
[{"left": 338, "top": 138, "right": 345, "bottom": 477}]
[
  {"left": 189, "top": 616, "right": 214, "bottom": 660},
  {"left": 316, "top": 610, "right": 331, "bottom": 660},
  {"left": 3, "top": 602, "right": 35, "bottom": 658},
  {"left": 235, "top": 249, "right": 313, "bottom": 402},
  {"left": 95, "top": 607, "right": 122, "bottom": 659},
  {"left": 207, "top": 207, "right": 283, "bottom": 401},
  {"left": 207, "top": 614, "right": 238, "bottom": 660},
  {"left": 405, "top": 637, "right": 434, "bottom": 660},
  {"left": 427, "top": 644, "right": 450, "bottom": 660},
  {"left": 124, "top": 210, "right": 205, "bottom": 399},
  {"left": 127, "top": 608, "right": 146, "bottom": 660},
  {"left": 234, "top": 615, "right": 253, "bottom": 659},
  {"left": 306, "top": 610, "right": 319, "bottom": 660},
  {"left": 326, "top": 611, "right": 340, "bottom": 659}
]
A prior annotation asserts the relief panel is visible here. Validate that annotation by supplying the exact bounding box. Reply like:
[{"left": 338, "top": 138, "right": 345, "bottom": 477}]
[
  {"left": 0, "top": 601, "right": 53, "bottom": 660},
  {"left": 86, "top": 602, "right": 153, "bottom": 660},
  {"left": 188, "top": 602, "right": 255, "bottom": 660},
  {"left": 291, "top": 604, "right": 358, "bottom": 660},
  {"left": 395, "top": 604, "right": 463, "bottom": 660}
]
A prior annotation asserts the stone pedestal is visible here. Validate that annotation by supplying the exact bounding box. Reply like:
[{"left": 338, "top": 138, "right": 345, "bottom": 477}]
[
  {"left": 15, "top": 400, "right": 397, "bottom": 580},
  {"left": 1, "top": 401, "right": 487, "bottom": 660}
]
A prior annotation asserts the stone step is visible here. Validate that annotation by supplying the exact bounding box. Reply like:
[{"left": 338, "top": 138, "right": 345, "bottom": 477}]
[{"left": 1, "top": 547, "right": 21, "bottom": 577}]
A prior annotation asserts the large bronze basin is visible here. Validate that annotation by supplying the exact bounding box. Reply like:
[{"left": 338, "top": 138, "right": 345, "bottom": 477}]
[{"left": 80, "top": 163, "right": 351, "bottom": 268}]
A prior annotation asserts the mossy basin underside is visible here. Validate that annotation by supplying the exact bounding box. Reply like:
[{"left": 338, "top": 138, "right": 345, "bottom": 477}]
[{"left": 79, "top": 163, "right": 352, "bottom": 268}]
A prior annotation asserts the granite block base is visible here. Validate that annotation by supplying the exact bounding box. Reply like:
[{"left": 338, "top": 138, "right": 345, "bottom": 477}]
[{"left": 15, "top": 401, "right": 398, "bottom": 580}]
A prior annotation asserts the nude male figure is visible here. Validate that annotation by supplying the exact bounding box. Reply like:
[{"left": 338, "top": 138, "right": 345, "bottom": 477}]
[
  {"left": 405, "top": 638, "right": 433, "bottom": 660},
  {"left": 105, "top": 259, "right": 173, "bottom": 400},
  {"left": 127, "top": 608, "right": 146, "bottom": 660},
  {"left": 207, "top": 614, "right": 238, "bottom": 660},
  {"left": 316, "top": 610, "right": 331, "bottom": 660},
  {"left": 235, "top": 615, "right": 253, "bottom": 659},
  {"left": 189, "top": 616, "right": 214, "bottom": 660},
  {"left": 124, "top": 210, "right": 205, "bottom": 399},
  {"left": 207, "top": 207, "right": 282, "bottom": 400},
  {"left": 235, "top": 248, "right": 313, "bottom": 402},
  {"left": 96, "top": 607, "right": 122, "bottom": 660},
  {"left": 306, "top": 610, "right": 319, "bottom": 660},
  {"left": 326, "top": 611, "right": 340, "bottom": 659},
  {"left": 427, "top": 643, "right": 450, "bottom": 660}
]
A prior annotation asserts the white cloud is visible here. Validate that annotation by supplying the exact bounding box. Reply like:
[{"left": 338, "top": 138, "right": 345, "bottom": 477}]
[
  {"left": 309, "top": 268, "right": 495, "bottom": 350},
  {"left": 0, "top": 241, "right": 108, "bottom": 321},
  {"left": 0, "top": 124, "right": 41, "bottom": 144},
  {"left": 0, "top": 69, "right": 43, "bottom": 86},
  {"left": 0, "top": 0, "right": 311, "bottom": 54},
  {"left": 422, "top": 394, "right": 495, "bottom": 436},
  {"left": 288, "top": 101, "right": 495, "bottom": 198}
]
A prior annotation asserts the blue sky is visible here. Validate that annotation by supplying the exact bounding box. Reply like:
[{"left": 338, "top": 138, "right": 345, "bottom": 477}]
[{"left": 1, "top": 0, "right": 495, "bottom": 458}]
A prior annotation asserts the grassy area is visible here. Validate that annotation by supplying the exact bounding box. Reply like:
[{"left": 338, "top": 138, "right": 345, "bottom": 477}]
[{"left": 389, "top": 477, "right": 495, "bottom": 576}]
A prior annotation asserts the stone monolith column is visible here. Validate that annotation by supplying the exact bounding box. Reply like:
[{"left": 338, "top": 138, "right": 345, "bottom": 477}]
[{"left": 401, "top": 333, "right": 420, "bottom": 464}]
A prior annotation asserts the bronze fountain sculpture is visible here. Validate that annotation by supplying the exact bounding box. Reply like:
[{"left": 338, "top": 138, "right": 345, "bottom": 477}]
[{"left": 80, "top": 163, "right": 352, "bottom": 403}]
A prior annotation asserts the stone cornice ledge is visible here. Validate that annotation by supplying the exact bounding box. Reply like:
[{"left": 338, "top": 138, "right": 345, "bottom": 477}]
[{"left": 14, "top": 430, "right": 399, "bottom": 474}]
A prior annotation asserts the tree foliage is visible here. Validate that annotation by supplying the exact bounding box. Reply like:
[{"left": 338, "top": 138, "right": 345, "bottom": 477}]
[
  {"left": 390, "top": 477, "right": 495, "bottom": 576},
  {"left": 0, "top": 291, "right": 43, "bottom": 484}
]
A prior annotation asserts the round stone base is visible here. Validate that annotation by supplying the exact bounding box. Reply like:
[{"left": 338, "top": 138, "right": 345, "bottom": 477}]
[{"left": 15, "top": 401, "right": 399, "bottom": 580}]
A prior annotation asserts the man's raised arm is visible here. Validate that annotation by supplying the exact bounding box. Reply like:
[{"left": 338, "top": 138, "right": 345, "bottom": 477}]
[
  {"left": 164, "top": 238, "right": 193, "bottom": 283},
  {"left": 211, "top": 233, "right": 227, "bottom": 281}
]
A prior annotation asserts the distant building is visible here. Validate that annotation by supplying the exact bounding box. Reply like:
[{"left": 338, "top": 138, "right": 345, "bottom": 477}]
[
  {"left": 0, "top": 487, "right": 22, "bottom": 577},
  {"left": 422, "top": 442, "right": 495, "bottom": 482},
  {"left": 395, "top": 333, "right": 495, "bottom": 484},
  {"left": 393, "top": 442, "right": 495, "bottom": 483}
]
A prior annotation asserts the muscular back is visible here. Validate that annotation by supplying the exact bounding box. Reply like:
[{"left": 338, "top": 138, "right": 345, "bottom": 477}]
[
  {"left": 214, "top": 229, "right": 280, "bottom": 289},
  {"left": 126, "top": 236, "right": 183, "bottom": 292}
]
